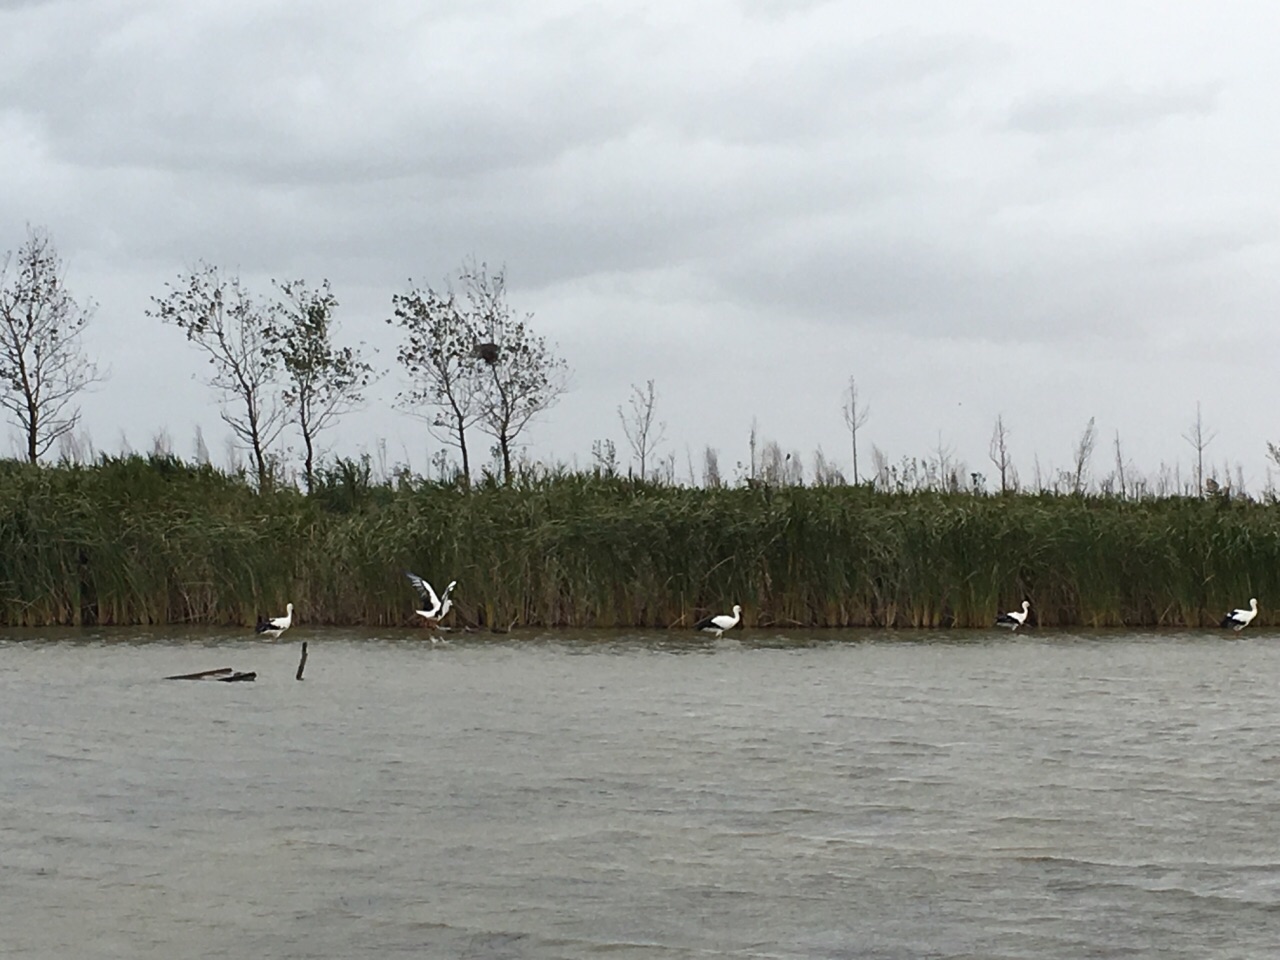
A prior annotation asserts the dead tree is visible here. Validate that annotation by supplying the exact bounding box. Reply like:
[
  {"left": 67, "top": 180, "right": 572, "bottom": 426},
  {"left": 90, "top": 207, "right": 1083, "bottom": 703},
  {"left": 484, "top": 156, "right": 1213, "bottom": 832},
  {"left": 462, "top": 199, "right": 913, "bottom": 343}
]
[{"left": 0, "top": 228, "right": 103, "bottom": 462}]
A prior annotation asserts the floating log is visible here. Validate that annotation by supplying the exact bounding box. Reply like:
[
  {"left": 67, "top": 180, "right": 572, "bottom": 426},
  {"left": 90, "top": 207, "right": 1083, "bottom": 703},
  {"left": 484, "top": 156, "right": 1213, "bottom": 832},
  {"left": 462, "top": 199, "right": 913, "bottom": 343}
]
[
  {"left": 295, "top": 641, "right": 308, "bottom": 681},
  {"left": 165, "top": 667, "right": 256, "bottom": 682},
  {"left": 165, "top": 667, "right": 233, "bottom": 680}
]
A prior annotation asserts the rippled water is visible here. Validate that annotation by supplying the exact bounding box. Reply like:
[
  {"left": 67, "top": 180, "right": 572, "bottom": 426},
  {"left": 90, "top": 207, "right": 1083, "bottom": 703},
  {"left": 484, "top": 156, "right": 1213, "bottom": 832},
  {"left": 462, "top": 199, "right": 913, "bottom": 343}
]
[{"left": 4, "top": 627, "right": 1280, "bottom": 958}]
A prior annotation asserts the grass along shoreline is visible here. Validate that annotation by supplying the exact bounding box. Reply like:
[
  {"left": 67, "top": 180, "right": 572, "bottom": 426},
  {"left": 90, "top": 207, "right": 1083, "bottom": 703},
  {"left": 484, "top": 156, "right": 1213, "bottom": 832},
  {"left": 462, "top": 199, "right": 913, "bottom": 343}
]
[{"left": 0, "top": 454, "right": 1275, "bottom": 630}]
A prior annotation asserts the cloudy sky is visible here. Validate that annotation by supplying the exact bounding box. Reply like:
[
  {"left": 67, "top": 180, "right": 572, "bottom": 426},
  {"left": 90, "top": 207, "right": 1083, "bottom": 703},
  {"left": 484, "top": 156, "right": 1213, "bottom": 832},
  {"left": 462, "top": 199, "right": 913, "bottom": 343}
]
[{"left": 2, "top": 0, "right": 1278, "bottom": 489}]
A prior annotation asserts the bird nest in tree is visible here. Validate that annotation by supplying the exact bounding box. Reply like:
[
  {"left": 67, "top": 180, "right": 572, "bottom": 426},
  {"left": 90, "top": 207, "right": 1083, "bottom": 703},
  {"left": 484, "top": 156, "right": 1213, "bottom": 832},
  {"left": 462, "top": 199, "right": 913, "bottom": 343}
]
[{"left": 473, "top": 342, "right": 500, "bottom": 365}]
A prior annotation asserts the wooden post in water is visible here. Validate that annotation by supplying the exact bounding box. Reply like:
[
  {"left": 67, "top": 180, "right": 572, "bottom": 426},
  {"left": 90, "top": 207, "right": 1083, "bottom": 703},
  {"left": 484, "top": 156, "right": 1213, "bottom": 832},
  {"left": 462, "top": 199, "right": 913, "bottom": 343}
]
[{"left": 295, "top": 641, "right": 308, "bottom": 681}]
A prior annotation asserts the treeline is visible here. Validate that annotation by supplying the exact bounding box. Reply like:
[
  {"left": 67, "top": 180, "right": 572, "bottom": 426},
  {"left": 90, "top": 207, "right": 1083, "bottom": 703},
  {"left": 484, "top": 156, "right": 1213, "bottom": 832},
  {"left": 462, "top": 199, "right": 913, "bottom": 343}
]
[
  {"left": 0, "top": 454, "right": 1276, "bottom": 630},
  {"left": 1, "top": 228, "right": 569, "bottom": 492}
]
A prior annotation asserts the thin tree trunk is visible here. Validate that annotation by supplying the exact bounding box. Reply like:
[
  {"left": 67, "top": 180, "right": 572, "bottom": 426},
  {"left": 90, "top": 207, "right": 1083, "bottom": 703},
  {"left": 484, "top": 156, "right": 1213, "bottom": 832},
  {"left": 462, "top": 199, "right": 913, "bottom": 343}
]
[
  {"left": 455, "top": 419, "right": 470, "bottom": 483},
  {"left": 303, "top": 432, "right": 315, "bottom": 492},
  {"left": 251, "top": 428, "right": 269, "bottom": 490},
  {"left": 26, "top": 396, "right": 38, "bottom": 463}
]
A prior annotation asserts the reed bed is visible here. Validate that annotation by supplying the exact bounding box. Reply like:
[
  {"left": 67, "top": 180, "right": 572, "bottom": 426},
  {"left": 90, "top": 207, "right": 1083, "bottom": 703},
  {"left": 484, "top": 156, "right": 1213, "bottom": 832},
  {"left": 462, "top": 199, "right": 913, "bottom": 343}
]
[{"left": 0, "top": 455, "right": 1278, "bottom": 629}]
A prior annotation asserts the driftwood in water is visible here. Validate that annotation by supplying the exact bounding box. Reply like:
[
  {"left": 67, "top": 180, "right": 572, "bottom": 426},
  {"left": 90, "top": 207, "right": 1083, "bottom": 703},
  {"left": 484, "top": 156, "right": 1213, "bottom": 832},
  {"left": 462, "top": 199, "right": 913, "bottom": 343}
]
[
  {"left": 166, "top": 667, "right": 233, "bottom": 680},
  {"left": 165, "top": 667, "right": 257, "bottom": 682},
  {"left": 295, "top": 641, "right": 308, "bottom": 681}
]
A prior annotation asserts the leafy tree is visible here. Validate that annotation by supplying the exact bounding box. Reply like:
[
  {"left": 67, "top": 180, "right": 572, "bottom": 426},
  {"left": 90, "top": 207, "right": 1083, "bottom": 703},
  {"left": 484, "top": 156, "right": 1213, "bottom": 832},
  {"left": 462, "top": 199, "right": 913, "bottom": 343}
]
[
  {"left": 463, "top": 263, "right": 568, "bottom": 484},
  {"left": 149, "top": 263, "right": 284, "bottom": 490},
  {"left": 0, "top": 227, "right": 102, "bottom": 463},
  {"left": 268, "top": 280, "right": 375, "bottom": 491},
  {"left": 389, "top": 281, "right": 484, "bottom": 483}
]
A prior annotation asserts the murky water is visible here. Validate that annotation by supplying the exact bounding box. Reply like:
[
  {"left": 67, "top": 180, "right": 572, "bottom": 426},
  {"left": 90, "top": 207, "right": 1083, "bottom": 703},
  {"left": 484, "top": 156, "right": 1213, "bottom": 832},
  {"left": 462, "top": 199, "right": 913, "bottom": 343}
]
[{"left": 3, "top": 627, "right": 1280, "bottom": 958}]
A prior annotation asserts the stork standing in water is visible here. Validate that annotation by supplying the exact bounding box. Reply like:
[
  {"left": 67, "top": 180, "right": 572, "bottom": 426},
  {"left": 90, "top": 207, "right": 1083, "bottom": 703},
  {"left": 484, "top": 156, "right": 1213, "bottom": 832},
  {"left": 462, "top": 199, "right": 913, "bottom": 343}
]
[
  {"left": 1220, "top": 597, "right": 1258, "bottom": 632},
  {"left": 693, "top": 604, "right": 742, "bottom": 638},
  {"left": 405, "top": 572, "right": 457, "bottom": 628},
  {"left": 995, "top": 600, "right": 1030, "bottom": 631},
  {"left": 255, "top": 602, "right": 294, "bottom": 640}
]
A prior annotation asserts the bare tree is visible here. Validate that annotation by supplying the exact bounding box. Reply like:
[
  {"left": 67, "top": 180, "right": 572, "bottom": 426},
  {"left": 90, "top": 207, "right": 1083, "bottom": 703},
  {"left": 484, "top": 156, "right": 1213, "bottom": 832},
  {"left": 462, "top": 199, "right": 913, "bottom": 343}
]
[
  {"left": 0, "top": 228, "right": 103, "bottom": 463},
  {"left": 464, "top": 264, "right": 568, "bottom": 484},
  {"left": 590, "top": 438, "right": 618, "bottom": 477},
  {"left": 57, "top": 427, "right": 94, "bottom": 465},
  {"left": 931, "top": 432, "right": 961, "bottom": 492},
  {"left": 871, "top": 444, "right": 890, "bottom": 491},
  {"left": 618, "top": 379, "right": 667, "bottom": 480},
  {"left": 1071, "top": 416, "right": 1097, "bottom": 494},
  {"left": 841, "top": 376, "right": 871, "bottom": 484},
  {"left": 1111, "top": 430, "right": 1141, "bottom": 499},
  {"left": 1182, "top": 401, "right": 1216, "bottom": 497},
  {"left": 656, "top": 450, "right": 677, "bottom": 485},
  {"left": 149, "top": 263, "right": 285, "bottom": 490},
  {"left": 389, "top": 281, "right": 484, "bottom": 483},
  {"left": 812, "top": 446, "right": 845, "bottom": 485},
  {"left": 1266, "top": 441, "right": 1280, "bottom": 477},
  {"left": 1116, "top": 430, "right": 1126, "bottom": 499},
  {"left": 267, "top": 279, "right": 376, "bottom": 492},
  {"left": 702, "top": 446, "right": 722, "bottom": 488},
  {"left": 988, "top": 414, "right": 1015, "bottom": 494},
  {"left": 760, "top": 441, "right": 785, "bottom": 486},
  {"left": 757, "top": 440, "right": 803, "bottom": 486},
  {"left": 194, "top": 425, "right": 210, "bottom": 465}
]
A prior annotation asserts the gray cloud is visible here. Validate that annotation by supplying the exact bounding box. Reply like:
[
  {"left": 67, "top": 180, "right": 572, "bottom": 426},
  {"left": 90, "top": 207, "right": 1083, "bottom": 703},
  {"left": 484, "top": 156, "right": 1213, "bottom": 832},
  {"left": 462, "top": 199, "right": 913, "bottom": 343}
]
[
  {"left": 1007, "top": 84, "right": 1220, "bottom": 133},
  {"left": 2, "top": 1, "right": 1279, "bottom": 484}
]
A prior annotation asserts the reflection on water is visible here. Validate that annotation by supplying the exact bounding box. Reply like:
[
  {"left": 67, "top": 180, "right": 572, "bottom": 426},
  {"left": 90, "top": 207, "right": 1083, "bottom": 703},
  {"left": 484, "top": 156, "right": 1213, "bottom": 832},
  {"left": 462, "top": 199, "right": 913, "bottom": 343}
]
[{"left": 3, "top": 628, "right": 1280, "bottom": 958}]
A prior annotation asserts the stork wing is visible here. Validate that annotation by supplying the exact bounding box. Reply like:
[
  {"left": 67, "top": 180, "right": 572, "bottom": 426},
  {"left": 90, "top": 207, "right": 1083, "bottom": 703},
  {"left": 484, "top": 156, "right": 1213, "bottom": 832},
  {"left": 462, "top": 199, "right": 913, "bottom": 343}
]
[{"left": 405, "top": 572, "right": 440, "bottom": 608}]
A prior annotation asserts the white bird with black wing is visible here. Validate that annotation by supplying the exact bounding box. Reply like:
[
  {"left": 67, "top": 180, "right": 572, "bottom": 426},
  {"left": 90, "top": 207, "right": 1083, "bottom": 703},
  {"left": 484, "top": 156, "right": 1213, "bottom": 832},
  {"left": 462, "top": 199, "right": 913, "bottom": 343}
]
[
  {"left": 693, "top": 604, "right": 742, "bottom": 638},
  {"left": 255, "top": 602, "right": 293, "bottom": 639},
  {"left": 995, "top": 600, "right": 1030, "bottom": 631},
  {"left": 405, "top": 572, "right": 457, "bottom": 626},
  {"left": 1220, "top": 597, "right": 1258, "bottom": 632}
]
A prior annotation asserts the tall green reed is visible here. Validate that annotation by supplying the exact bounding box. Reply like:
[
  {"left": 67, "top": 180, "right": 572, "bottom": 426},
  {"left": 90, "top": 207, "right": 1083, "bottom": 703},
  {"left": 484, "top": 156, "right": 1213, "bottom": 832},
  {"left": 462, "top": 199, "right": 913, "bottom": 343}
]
[{"left": 1, "top": 455, "right": 1278, "bottom": 629}]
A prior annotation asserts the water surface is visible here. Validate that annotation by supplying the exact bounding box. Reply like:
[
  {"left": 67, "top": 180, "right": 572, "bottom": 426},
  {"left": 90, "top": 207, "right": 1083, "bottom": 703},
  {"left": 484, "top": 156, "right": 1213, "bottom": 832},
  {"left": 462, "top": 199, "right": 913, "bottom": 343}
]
[{"left": 3, "top": 627, "right": 1280, "bottom": 958}]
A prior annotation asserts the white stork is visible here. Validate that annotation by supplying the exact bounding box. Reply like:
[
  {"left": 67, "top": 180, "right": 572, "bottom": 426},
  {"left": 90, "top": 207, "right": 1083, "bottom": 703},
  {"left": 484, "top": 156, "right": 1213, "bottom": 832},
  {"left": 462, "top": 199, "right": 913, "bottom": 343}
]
[
  {"left": 693, "top": 604, "right": 742, "bottom": 638},
  {"left": 995, "top": 599, "right": 1030, "bottom": 631},
  {"left": 255, "top": 602, "right": 294, "bottom": 639},
  {"left": 405, "top": 572, "right": 457, "bottom": 626},
  {"left": 1220, "top": 597, "right": 1258, "bottom": 632}
]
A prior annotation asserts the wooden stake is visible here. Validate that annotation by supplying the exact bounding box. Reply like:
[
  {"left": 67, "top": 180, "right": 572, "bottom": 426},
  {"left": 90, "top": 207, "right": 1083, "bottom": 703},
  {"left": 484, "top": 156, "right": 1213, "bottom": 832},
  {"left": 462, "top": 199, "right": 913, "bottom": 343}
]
[{"left": 295, "top": 641, "right": 308, "bottom": 681}]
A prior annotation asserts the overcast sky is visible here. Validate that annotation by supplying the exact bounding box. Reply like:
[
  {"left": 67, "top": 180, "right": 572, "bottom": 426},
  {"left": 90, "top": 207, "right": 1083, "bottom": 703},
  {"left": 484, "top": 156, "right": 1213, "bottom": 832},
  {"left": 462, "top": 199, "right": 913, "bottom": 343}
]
[{"left": 3, "top": 1, "right": 1279, "bottom": 490}]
